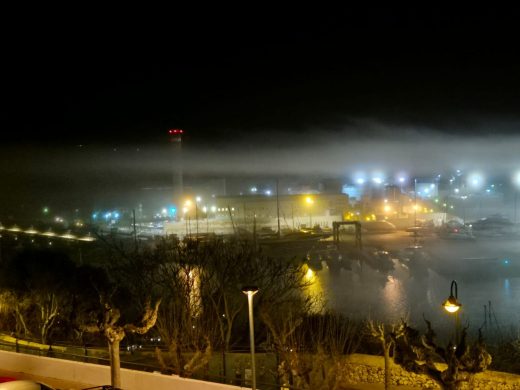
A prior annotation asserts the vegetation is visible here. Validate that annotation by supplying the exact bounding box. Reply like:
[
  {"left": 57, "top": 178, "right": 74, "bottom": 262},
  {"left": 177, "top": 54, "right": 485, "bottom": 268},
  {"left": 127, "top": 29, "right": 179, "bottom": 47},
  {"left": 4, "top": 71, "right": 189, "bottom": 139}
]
[
  {"left": 0, "top": 236, "right": 498, "bottom": 389},
  {"left": 392, "top": 319, "right": 492, "bottom": 390},
  {"left": 367, "top": 319, "right": 405, "bottom": 390}
]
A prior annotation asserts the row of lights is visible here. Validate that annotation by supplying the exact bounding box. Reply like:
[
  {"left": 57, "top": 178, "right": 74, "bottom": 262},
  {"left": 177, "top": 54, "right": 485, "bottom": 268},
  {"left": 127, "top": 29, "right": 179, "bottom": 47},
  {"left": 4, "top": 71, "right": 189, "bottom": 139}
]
[
  {"left": 351, "top": 171, "right": 520, "bottom": 191},
  {"left": 0, "top": 225, "right": 95, "bottom": 242}
]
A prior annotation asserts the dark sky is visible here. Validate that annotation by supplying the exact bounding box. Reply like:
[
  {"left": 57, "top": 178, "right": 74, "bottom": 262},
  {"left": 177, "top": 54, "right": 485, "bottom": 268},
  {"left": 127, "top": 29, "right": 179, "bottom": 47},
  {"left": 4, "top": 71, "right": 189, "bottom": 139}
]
[
  {"left": 2, "top": 7, "right": 520, "bottom": 216},
  {"left": 3, "top": 7, "right": 520, "bottom": 147}
]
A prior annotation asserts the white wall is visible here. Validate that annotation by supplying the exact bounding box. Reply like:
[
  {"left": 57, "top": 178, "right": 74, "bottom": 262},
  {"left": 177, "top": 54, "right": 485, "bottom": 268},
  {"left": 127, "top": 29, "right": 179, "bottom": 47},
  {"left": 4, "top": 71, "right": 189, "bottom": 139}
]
[{"left": 0, "top": 350, "right": 241, "bottom": 390}]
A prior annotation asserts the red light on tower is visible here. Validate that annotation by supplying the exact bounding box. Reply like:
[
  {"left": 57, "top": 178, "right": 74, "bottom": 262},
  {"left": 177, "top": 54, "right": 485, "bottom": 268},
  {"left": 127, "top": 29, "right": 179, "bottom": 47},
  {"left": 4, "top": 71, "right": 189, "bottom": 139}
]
[{"left": 168, "top": 129, "right": 184, "bottom": 135}]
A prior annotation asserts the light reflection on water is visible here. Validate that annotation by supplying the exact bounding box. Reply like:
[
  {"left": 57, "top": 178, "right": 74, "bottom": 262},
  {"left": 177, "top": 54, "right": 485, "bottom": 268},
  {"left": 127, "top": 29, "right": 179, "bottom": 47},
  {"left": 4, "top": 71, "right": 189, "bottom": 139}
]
[{"left": 310, "top": 262, "right": 520, "bottom": 339}]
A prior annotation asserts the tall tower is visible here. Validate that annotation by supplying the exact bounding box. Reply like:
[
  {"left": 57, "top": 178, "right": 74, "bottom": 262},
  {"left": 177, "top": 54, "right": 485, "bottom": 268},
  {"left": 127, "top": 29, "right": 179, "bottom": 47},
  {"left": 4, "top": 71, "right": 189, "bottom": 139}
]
[{"left": 169, "top": 129, "right": 184, "bottom": 212}]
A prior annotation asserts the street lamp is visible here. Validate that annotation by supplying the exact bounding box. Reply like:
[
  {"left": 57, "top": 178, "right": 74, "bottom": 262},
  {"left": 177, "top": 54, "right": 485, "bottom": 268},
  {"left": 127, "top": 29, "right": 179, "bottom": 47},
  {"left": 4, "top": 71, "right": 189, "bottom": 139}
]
[
  {"left": 443, "top": 280, "right": 461, "bottom": 313},
  {"left": 443, "top": 280, "right": 462, "bottom": 344},
  {"left": 242, "top": 286, "right": 259, "bottom": 390}
]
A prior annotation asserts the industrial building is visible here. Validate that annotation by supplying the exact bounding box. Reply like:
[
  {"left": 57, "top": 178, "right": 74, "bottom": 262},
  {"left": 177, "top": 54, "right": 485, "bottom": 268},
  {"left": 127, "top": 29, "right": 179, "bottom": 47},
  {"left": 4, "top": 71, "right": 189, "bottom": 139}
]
[{"left": 212, "top": 193, "right": 349, "bottom": 223}]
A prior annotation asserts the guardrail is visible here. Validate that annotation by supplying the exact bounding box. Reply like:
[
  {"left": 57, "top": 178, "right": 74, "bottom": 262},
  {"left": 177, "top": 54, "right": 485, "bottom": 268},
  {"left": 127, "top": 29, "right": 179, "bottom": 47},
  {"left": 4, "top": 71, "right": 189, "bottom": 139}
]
[{"left": 0, "top": 337, "right": 302, "bottom": 390}]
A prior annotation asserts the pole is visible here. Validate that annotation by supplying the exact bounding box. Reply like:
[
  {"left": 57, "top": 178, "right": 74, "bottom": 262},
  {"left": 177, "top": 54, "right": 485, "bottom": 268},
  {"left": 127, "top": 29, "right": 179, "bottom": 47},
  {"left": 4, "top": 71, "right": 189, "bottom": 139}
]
[
  {"left": 247, "top": 292, "right": 257, "bottom": 390},
  {"left": 276, "top": 179, "right": 281, "bottom": 238},
  {"left": 455, "top": 311, "right": 460, "bottom": 345},
  {"left": 291, "top": 203, "right": 295, "bottom": 230},
  {"left": 463, "top": 199, "right": 466, "bottom": 225},
  {"left": 195, "top": 204, "right": 199, "bottom": 238},
  {"left": 132, "top": 209, "right": 137, "bottom": 251},
  {"left": 414, "top": 178, "right": 417, "bottom": 227},
  {"left": 451, "top": 280, "right": 460, "bottom": 344},
  {"left": 515, "top": 190, "right": 518, "bottom": 224}
]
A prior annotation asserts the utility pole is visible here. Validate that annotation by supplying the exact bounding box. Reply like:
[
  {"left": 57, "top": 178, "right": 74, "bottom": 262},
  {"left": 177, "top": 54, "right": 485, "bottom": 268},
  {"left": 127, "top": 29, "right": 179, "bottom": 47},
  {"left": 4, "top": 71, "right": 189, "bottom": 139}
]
[
  {"left": 414, "top": 178, "right": 417, "bottom": 228},
  {"left": 291, "top": 203, "right": 295, "bottom": 230},
  {"left": 132, "top": 209, "right": 138, "bottom": 251},
  {"left": 515, "top": 190, "right": 518, "bottom": 223},
  {"left": 276, "top": 179, "right": 281, "bottom": 238},
  {"left": 195, "top": 204, "right": 199, "bottom": 238}
]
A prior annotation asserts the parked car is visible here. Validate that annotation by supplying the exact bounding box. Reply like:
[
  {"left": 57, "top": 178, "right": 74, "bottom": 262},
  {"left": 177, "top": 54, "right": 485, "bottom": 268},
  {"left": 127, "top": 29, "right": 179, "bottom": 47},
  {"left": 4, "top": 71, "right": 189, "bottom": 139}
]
[
  {"left": 437, "top": 220, "right": 474, "bottom": 240},
  {"left": 0, "top": 380, "right": 55, "bottom": 390}
]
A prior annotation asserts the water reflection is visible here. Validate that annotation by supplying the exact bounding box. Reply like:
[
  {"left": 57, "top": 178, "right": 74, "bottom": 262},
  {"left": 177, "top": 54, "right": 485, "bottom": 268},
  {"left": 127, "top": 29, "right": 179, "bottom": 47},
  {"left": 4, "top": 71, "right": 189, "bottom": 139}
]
[
  {"left": 312, "top": 252, "right": 520, "bottom": 340},
  {"left": 380, "top": 275, "right": 408, "bottom": 322},
  {"left": 504, "top": 278, "right": 511, "bottom": 299},
  {"left": 303, "top": 263, "right": 325, "bottom": 312}
]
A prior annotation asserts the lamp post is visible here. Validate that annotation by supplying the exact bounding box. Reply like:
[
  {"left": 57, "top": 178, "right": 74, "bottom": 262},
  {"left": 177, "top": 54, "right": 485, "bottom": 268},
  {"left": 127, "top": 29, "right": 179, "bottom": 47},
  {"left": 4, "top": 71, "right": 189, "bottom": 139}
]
[
  {"left": 443, "top": 280, "right": 462, "bottom": 344},
  {"left": 414, "top": 178, "right": 417, "bottom": 228},
  {"left": 242, "top": 286, "right": 259, "bottom": 390}
]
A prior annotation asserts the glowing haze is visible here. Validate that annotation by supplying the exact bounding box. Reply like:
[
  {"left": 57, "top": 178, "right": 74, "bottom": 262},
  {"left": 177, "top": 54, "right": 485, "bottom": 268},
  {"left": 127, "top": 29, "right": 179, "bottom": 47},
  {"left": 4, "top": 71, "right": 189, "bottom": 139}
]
[{"left": 3, "top": 121, "right": 520, "bottom": 179}]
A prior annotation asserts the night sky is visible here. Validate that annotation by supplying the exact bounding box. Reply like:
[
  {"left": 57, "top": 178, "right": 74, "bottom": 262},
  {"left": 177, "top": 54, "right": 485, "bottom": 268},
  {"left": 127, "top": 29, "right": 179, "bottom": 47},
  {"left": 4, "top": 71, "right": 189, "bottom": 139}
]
[
  {"left": 3, "top": 8, "right": 520, "bottom": 145},
  {"left": 2, "top": 7, "right": 520, "bottom": 215}
]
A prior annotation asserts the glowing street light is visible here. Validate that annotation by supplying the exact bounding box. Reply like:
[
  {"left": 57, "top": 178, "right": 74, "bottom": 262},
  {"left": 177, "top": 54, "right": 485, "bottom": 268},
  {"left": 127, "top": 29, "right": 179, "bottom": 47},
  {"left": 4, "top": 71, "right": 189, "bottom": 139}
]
[
  {"left": 443, "top": 280, "right": 461, "bottom": 313},
  {"left": 443, "top": 280, "right": 462, "bottom": 344},
  {"left": 242, "top": 286, "right": 259, "bottom": 390},
  {"left": 467, "top": 172, "right": 484, "bottom": 191}
]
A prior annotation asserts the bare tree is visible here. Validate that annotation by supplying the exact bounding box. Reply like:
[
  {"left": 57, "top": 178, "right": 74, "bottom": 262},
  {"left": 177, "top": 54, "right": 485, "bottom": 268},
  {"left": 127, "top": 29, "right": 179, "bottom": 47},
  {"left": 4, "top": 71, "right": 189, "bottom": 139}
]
[
  {"left": 83, "top": 297, "right": 160, "bottom": 389},
  {"left": 153, "top": 237, "right": 314, "bottom": 379},
  {"left": 79, "top": 239, "right": 162, "bottom": 389},
  {"left": 34, "top": 291, "right": 60, "bottom": 345},
  {"left": 392, "top": 319, "right": 492, "bottom": 390},
  {"left": 262, "top": 300, "right": 363, "bottom": 390},
  {"left": 153, "top": 237, "right": 217, "bottom": 376},
  {"left": 366, "top": 320, "right": 406, "bottom": 390},
  {"left": 0, "top": 291, "right": 31, "bottom": 338},
  {"left": 0, "top": 249, "right": 75, "bottom": 344}
]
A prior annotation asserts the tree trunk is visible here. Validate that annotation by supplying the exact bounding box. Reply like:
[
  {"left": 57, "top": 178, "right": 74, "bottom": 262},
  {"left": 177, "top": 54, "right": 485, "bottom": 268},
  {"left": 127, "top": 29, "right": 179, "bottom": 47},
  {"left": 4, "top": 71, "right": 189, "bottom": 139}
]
[
  {"left": 383, "top": 343, "right": 391, "bottom": 390},
  {"left": 176, "top": 332, "right": 184, "bottom": 376},
  {"left": 109, "top": 340, "right": 121, "bottom": 389},
  {"left": 15, "top": 307, "right": 30, "bottom": 338}
]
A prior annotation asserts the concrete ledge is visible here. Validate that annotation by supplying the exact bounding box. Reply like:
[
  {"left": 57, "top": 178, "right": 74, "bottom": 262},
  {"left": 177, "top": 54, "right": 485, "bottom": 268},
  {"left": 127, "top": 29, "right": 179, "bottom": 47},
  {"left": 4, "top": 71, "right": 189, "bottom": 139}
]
[{"left": 0, "top": 350, "right": 239, "bottom": 390}]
